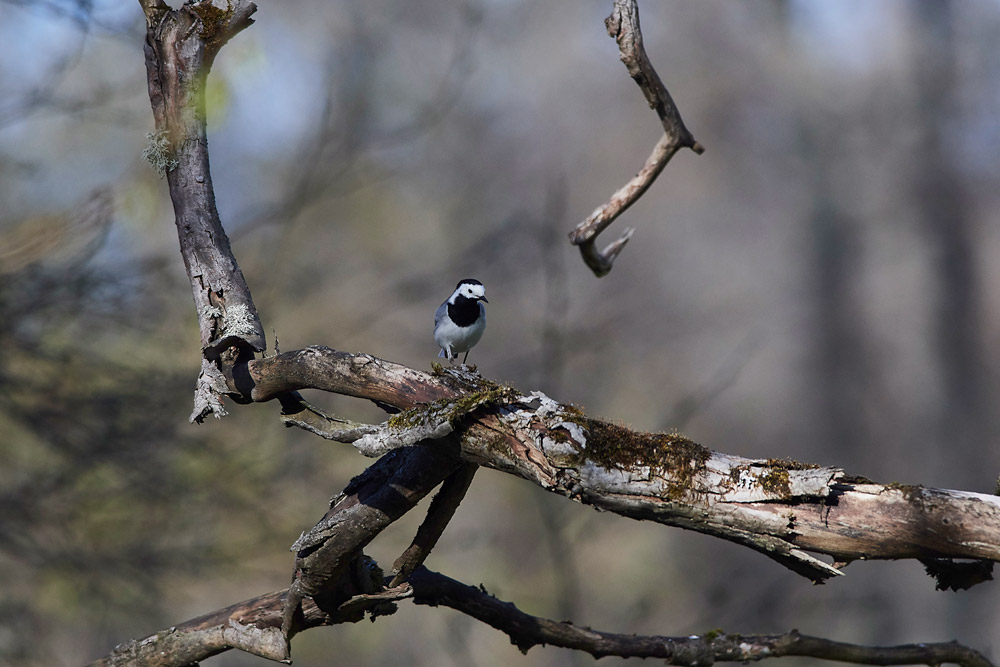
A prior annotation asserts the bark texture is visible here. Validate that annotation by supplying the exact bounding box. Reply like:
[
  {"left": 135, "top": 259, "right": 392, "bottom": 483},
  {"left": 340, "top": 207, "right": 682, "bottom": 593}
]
[
  {"left": 141, "top": 0, "right": 264, "bottom": 421},
  {"left": 247, "top": 349, "right": 1000, "bottom": 584}
]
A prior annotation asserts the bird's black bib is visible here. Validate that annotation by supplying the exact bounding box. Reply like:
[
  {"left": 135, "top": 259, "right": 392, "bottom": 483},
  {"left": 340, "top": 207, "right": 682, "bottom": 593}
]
[{"left": 448, "top": 296, "right": 481, "bottom": 327}]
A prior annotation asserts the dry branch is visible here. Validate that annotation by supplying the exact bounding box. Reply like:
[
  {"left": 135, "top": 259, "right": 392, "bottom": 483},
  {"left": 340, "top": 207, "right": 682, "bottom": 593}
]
[
  {"left": 569, "top": 0, "right": 704, "bottom": 277},
  {"left": 408, "top": 568, "right": 992, "bottom": 667},
  {"left": 236, "top": 348, "right": 1000, "bottom": 584},
  {"left": 89, "top": 573, "right": 405, "bottom": 667},
  {"left": 389, "top": 462, "right": 479, "bottom": 586},
  {"left": 140, "top": 0, "right": 264, "bottom": 422},
  {"left": 282, "top": 436, "right": 463, "bottom": 639},
  {"left": 92, "top": 567, "right": 993, "bottom": 667}
]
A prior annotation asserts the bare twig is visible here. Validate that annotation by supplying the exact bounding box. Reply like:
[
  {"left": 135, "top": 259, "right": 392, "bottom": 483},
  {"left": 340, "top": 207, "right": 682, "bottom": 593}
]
[
  {"left": 91, "top": 566, "right": 994, "bottom": 667},
  {"left": 277, "top": 391, "right": 380, "bottom": 443},
  {"left": 569, "top": 0, "right": 704, "bottom": 277},
  {"left": 409, "top": 568, "right": 992, "bottom": 667}
]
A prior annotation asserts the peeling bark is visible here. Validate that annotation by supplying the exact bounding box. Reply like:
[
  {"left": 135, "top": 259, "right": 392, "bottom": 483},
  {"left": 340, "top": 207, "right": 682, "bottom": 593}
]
[{"left": 92, "top": 568, "right": 994, "bottom": 667}]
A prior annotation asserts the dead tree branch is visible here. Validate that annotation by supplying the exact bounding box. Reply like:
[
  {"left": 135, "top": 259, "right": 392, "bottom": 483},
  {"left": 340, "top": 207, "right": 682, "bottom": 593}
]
[
  {"left": 408, "top": 568, "right": 992, "bottom": 667},
  {"left": 569, "top": 0, "right": 704, "bottom": 277},
  {"left": 235, "top": 347, "right": 1000, "bottom": 584},
  {"left": 91, "top": 437, "right": 468, "bottom": 666},
  {"left": 140, "top": 0, "right": 264, "bottom": 422},
  {"left": 88, "top": 574, "right": 414, "bottom": 667},
  {"left": 91, "top": 566, "right": 993, "bottom": 667},
  {"left": 281, "top": 436, "right": 463, "bottom": 640},
  {"left": 389, "top": 462, "right": 479, "bottom": 586}
]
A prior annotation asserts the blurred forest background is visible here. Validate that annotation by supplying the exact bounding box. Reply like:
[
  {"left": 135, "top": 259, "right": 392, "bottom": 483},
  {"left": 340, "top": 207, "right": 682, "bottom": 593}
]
[{"left": 2, "top": 0, "right": 1000, "bottom": 665}]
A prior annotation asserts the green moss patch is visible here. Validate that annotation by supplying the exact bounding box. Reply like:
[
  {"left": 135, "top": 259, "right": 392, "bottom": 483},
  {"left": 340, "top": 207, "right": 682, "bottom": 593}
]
[
  {"left": 582, "top": 419, "right": 709, "bottom": 499},
  {"left": 764, "top": 457, "right": 821, "bottom": 471},
  {"left": 759, "top": 468, "right": 791, "bottom": 496},
  {"left": 191, "top": 3, "right": 234, "bottom": 43},
  {"left": 387, "top": 382, "right": 519, "bottom": 431}
]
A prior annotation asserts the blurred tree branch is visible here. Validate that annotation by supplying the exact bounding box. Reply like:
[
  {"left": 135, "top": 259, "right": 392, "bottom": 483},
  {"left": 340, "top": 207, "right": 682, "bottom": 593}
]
[
  {"left": 104, "top": 1, "right": 1000, "bottom": 665},
  {"left": 568, "top": 0, "right": 704, "bottom": 277}
]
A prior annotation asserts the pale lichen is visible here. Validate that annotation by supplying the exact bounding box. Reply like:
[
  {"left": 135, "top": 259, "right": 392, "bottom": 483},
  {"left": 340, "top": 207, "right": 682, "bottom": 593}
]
[{"left": 141, "top": 130, "right": 178, "bottom": 177}]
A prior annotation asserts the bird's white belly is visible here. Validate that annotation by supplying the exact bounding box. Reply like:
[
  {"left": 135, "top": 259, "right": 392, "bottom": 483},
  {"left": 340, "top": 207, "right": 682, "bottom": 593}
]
[{"left": 435, "top": 317, "right": 485, "bottom": 354}]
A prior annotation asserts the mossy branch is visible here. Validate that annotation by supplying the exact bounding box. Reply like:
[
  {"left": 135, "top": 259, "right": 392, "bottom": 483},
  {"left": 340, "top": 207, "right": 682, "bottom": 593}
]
[{"left": 244, "top": 349, "right": 1000, "bottom": 587}]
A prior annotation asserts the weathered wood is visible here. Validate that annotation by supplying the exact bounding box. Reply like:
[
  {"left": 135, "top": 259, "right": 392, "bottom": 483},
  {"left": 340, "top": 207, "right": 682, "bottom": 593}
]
[
  {"left": 141, "top": 0, "right": 264, "bottom": 421},
  {"left": 389, "top": 462, "right": 479, "bottom": 586},
  {"left": 568, "top": 0, "right": 704, "bottom": 277},
  {"left": 247, "top": 347, "right": 464, "bottom": 407},
  {"left": 250, "top": 349, "right": 1000, "bottom": 583},
  {"left": 407, "top": 568, "right": 992, "bottom": 667},
  {"left": 282, "top": 437, "right": 463, "bottom": 637}
]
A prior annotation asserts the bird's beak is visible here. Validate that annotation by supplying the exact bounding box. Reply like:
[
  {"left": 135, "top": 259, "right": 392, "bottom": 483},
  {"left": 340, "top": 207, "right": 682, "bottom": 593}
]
[{"left": 479, "top": 296, "right": 488, "bottom": 303}]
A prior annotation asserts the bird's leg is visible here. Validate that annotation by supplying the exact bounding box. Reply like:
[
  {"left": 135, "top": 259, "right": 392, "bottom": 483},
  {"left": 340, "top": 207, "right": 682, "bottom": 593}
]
[{"left": 462, "top": 350, "right": 469, "bottom": 365}]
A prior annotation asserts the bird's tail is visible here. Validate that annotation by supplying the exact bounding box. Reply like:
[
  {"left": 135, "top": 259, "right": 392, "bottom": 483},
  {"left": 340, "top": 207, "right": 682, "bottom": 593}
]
[{"left": 437, "top": 349, "right": 446, "bottom": 358}]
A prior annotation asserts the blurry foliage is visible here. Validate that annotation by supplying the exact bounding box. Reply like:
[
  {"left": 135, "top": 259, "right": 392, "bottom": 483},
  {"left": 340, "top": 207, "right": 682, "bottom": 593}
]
[
  {"left": 0, "top": 212, "right": 217, "bottom": 659},
  {"left": 0, "top": 197, "right": 352, "bottom": 664}
]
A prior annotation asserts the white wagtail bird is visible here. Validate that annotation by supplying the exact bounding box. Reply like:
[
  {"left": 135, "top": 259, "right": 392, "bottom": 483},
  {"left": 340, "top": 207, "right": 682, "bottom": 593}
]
[{"left": 434, "top": 278, "right": 487, "bottom": 364}]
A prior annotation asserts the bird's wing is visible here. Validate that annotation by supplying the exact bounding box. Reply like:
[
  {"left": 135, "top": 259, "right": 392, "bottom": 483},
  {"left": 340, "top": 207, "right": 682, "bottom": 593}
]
[{"left": 434, "top": 301, "right": 448, "bottom": 329}]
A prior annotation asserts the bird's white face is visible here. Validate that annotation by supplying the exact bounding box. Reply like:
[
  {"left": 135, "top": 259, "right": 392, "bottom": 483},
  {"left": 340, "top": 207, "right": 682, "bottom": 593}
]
[{"left": 457, "top": 282, "right": 486, "bottom": 301}]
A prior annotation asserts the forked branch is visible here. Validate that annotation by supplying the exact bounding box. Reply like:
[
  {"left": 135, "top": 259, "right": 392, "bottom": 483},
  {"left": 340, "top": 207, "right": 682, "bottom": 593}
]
[
  {"left": 241, "top": 348, "right": 1000, "bottom": 585},
  {"left": 569, "top": 0, "right": 704, "bottom": 276},
  {"left": 281, "top": 436, "right": 463, "bottom": 639},
  {"left": 390, "top": 462, "right": 479, "bottom": 586}
]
